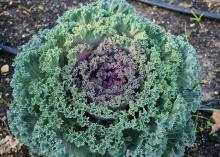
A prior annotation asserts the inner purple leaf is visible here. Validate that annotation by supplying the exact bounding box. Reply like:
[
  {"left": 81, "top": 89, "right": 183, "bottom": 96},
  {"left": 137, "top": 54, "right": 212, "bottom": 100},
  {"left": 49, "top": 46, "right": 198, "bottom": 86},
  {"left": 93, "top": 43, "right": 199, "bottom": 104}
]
[
  {"left": 72, "top": 38, "right": 147, "bottom": 106},
  {"left": 77, "top": 49, "right": 91, "bottom": 63}
]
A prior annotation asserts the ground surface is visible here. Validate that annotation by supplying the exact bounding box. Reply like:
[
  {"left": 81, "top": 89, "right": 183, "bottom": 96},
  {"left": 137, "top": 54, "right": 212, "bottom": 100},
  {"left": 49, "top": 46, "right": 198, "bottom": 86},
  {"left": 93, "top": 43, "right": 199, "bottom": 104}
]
[
  {"left": 161, "top": 0, "right": 220, "bottom": 13},
  {"left": 0, "top": 0, "right": 220, "bottom": 156}
]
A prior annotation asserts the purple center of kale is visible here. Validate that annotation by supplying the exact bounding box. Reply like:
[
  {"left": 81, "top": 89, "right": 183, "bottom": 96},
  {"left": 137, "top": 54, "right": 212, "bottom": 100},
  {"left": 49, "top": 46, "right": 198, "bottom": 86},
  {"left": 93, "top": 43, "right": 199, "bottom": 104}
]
[{"left": 72, "top": 38, "right": 147, "bottom": 105}]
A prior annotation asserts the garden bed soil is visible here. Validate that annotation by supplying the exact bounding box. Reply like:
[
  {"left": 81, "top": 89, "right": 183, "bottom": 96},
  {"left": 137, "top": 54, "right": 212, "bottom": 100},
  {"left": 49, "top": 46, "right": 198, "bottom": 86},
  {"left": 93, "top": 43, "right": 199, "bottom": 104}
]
[
  {"left": 161, "top": 0, "right": 220, "bottom": 13},
  {"left": 1, "top": 0, "right": 220, "bottom": 156}
]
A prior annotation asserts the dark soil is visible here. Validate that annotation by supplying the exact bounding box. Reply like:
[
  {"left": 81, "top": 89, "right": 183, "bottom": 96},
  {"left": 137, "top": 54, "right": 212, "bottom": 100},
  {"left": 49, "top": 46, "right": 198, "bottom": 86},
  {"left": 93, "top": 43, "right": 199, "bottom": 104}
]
[
  {"left": 0, "top": 0, "right": 220, "bottom": 156},
  {"left": 161, "top": 0, "right": 220, "bottom": 13}
]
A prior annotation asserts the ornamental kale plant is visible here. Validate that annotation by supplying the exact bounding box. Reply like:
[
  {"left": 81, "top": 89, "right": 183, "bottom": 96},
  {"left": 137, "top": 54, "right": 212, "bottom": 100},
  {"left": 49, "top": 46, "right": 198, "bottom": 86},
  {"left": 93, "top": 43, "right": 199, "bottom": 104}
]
[{"left": 8, "top": 0, "right": 201, "bottom": 156}]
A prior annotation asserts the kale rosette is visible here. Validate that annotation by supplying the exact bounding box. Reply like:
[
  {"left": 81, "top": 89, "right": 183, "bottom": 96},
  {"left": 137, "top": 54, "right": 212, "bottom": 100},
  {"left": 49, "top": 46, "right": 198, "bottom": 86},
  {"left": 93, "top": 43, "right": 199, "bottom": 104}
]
[{"left": 8, "top": 0, "right": 201, "bottom": 156}]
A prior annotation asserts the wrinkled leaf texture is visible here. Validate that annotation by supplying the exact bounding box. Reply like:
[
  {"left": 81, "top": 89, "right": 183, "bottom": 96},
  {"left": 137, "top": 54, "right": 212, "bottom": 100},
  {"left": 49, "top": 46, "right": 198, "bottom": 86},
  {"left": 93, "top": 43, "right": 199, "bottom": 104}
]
[{"left": 8, "top": 0, "right": 201, "bottom": 157}]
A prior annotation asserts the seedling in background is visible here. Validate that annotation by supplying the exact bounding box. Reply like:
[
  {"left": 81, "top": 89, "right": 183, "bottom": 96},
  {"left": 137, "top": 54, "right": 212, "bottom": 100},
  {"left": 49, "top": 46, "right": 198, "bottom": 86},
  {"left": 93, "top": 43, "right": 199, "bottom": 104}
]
[
  {"left": 191, "top": 11, "right": 203, "bottom": 23},
  {"left": 191, "top": 11, "right": 206, "bottom": 32},
  {"left": 193, "top": 112, "right": 214, "bottom": 134}
]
